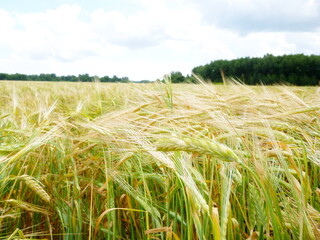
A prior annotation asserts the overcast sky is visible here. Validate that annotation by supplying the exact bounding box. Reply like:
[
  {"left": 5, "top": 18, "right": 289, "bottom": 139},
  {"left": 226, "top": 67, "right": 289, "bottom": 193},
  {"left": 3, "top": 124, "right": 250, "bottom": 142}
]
[{"left": 0, "top": 0, "right": 319, "bottom": 81}]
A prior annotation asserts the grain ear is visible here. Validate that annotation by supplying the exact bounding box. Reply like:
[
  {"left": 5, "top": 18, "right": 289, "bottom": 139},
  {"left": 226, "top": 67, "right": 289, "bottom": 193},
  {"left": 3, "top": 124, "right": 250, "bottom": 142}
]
[
  {"left": 19, "top": 175, "right": 50, "bottom": 203},
  {"left": 156, "top": 137, "right": 240, "bottom": 162}
]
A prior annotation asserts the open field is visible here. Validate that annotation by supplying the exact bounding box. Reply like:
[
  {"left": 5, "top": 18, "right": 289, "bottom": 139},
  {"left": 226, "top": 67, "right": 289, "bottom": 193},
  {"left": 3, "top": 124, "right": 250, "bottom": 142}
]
[{"left": 0, "top": 81, "right": 320, "bottom": 239}]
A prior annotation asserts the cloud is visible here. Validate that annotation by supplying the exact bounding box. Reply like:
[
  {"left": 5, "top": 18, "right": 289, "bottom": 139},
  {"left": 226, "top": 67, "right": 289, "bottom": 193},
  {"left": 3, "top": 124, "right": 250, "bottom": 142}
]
[
  {"left": 0, "top": 9, "right": 16, "bottom": 32},
  {"left": 91, "top": 0, "right": 202, "bottom": 49},
  {"left": 0, "top": 5, "right": 99, "bottom": 61},
  {"left": 91, "top": 9, "right": 167, "bottom": 49},
  {"left": 191, "top": 0, "right": 320, "bottom": 33}
]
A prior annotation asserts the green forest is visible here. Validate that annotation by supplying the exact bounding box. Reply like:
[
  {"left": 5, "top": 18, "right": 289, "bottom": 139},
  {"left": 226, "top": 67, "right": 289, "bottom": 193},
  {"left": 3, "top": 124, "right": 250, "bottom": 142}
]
[
  {"left": 1, "top": 54, "right": 320, "bottom": 85},
  {"left": 191, "top": 54, "right": 320, "bottom": 85}
]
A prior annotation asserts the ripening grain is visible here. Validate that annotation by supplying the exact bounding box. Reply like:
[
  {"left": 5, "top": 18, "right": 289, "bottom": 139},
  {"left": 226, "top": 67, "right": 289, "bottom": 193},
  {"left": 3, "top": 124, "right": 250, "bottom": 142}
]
[{"left": 0, "top": 81, "right": 319, "bottom": 239}]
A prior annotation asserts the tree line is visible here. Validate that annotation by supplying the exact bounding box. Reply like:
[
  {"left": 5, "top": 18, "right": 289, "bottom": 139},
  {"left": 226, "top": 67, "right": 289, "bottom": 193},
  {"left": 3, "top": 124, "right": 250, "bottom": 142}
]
[
  {"left": 0, "top": 73, "right": 130, "bottom": 83},
  {"left": 191, "top": 54, "right": 320, "bottom": 85},
  {"left": 1, "top": 54, "right": 320, "bottom": 85}
]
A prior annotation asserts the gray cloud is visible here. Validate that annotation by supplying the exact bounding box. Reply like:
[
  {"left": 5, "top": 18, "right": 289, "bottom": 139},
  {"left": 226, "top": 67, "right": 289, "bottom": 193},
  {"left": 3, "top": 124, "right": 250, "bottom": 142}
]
[{"left": 191, "top": 0, "right": 320, "bottom": 33}]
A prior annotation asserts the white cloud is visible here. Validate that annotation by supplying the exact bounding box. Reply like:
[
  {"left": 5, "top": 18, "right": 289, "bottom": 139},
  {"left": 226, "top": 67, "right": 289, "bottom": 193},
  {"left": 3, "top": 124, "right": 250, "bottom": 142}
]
[
  {"left": 90, "top": 0, "right": 202, "bottom": 49},
  {"left": 0, "top": 9, "right": 16, "bottom": 32},
  {"left": 1, "top": 5, "right": 98, "bottom": 61},
  {"left": 91, "top": 9, "right": 167, "bottom": 49}
]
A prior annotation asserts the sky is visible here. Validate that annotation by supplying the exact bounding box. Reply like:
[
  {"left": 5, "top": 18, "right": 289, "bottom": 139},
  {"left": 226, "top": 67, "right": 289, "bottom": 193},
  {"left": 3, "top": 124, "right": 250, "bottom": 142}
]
[{"left": 0, "top": 0, "right": 319, "bottom": 81}]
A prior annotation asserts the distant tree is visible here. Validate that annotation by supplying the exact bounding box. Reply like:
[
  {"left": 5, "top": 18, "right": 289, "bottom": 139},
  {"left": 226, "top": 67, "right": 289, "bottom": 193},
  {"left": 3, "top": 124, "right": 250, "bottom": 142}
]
[
  {"left": 0, "top": 73, "right": 8, "bottom": 80},
  {"left": 6, "top": 73, "right": 28, "bottom": 81},
  {"left": 78, "top": 74, "right": 92, "bottom": 82},
  {"left": 170, "top": 71, "right": 185, "bottom": 83},
  {"left": 120, "top": 77, "right": 130, "bottom": 83},
  {"left": 60, "top": 75, "right": 77, "bottom": 82},
  {"left": 110, "top": 75, "right": 117, "bottom": 82},
  {"left": 100, "top": 76, "right": 111, "bottom": 82},
  {"left": 184, "top": 74, "right": 197, "bottom": 83},
  {"left": 38, "top": 73, "right": 58, "bottom": 82}
]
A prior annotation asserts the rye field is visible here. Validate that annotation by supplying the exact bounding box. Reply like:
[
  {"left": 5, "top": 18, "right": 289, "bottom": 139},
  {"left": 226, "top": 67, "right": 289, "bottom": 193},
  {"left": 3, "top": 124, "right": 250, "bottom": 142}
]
[{"left": 0, "top": 80, "right": 320, "bottom": 240}]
